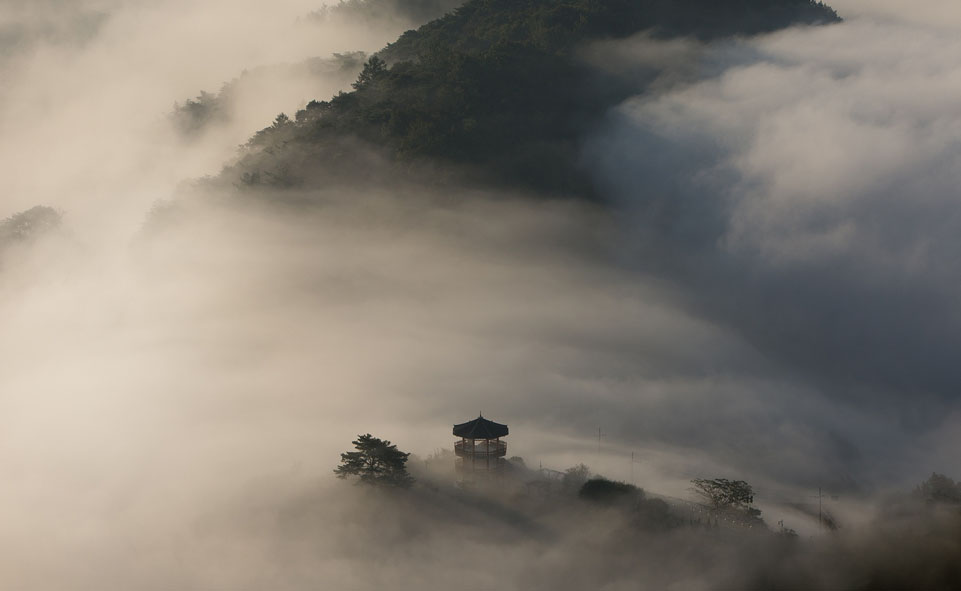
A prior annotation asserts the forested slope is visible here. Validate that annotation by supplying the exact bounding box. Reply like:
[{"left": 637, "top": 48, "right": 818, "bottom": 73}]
[{"left": 217, "top": 0, "right": 839, "bottom": 198}]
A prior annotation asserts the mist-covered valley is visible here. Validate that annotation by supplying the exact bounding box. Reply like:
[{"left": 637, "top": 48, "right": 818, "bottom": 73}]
[{"left": 2, "top": 0, "right": 961, "bottom": 588}]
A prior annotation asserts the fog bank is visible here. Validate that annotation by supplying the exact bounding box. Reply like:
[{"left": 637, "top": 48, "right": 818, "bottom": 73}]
[{"left": 2, "top": 0, "right": 961, "bottom": 587}]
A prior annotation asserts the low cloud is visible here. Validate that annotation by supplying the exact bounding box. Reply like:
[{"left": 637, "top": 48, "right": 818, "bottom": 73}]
[
  {"left": 2, "top": 0, "right": 961, "bottom": 587},
  {"left": 585, "top": 8, "right": 961, "bottom": 485}
]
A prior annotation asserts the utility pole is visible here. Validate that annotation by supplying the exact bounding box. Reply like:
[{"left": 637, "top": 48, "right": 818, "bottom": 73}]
[
  {"left": 805, "top": 488, "right": 837, "bottom": 533},
  {"left": 809, "top": 487, "right": 824, "bottom": 532},
  {"left": 596, "top": 426, "right": 605, "bottom": 452},
  {"left": 818, "top": 487, "right": 822, "bottom": 532},
  {"left": 630, "top": 451, "right": 635, "bottom": 485}
]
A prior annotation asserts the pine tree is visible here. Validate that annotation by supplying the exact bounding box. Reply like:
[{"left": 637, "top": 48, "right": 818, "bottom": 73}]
[
  {"left": 351, "top": 56, "right": 387, "bottom": 90},
  {"left": 334, "top": 433, "right": 414, "bottom": 488}
]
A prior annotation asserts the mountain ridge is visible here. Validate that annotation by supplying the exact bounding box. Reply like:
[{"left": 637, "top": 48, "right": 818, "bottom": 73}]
[{"left": 208, "top": 0, "right": 840, "bottom": 200}]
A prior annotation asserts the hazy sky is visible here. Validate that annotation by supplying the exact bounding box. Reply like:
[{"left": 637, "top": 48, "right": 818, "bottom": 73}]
[{"left": 1, "top": 0, "right": 960, "bottom": 587}]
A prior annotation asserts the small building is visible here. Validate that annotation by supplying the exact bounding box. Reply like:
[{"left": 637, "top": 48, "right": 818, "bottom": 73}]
[{"left": 453, "top": 414, "right": 508, "bottom": 476}]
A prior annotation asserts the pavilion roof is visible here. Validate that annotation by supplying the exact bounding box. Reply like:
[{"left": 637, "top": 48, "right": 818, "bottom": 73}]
[{"left": 453, "top": 415, "right": 508, "bottom": 439}]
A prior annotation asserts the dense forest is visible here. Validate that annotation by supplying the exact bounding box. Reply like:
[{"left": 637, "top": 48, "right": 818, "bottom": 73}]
[
  {"left": 213, "top": 0, "right": 839, "bottom": 198},
  {"left": 0, "top": 206, "right": 62, "bottom": 258},
  {"left": 329, "top": 434, "right": 961, "bottom": 590},
  {"left": 170, "top": 52, "right": 368, "bottom": 137}
]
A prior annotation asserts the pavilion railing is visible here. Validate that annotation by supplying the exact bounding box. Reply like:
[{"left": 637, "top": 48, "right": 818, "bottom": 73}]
[{"left": 454, "top": 439, "right": 507, "bottom": 458}]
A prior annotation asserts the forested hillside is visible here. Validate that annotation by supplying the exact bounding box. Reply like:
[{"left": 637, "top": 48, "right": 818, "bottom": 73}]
[{"left": 217, "top": 0, "right": 839, "bottom": 198}]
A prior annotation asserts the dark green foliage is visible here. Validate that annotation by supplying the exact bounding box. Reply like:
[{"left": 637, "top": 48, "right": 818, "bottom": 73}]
[
  {"left": 170, "top": 90, "right": 225, "bottom": 135},
  {"left": 916, "top": 472, "right": 961, "bottom": 505},
  {"left": 0, "top": 206, "right": 62, "bottom": 245},
  {"left": 380, "top": 0, "right": 838, "bottom": 62},
  {"left": 579, "top": 477, "right": 641, "bottom": 504},
  {"left": 335, "top": 433, "right": 415, "bottom": 488},
  {"left": 578, "top": 477, "right": 682, "bottom": 530},
  {"left": 633, "top": 497, "right": 682, "bottom": 530},
  {"left": 226, "top": 0, "right": 839, "bottom": 198},
  {"left": 248, "top": 113, "right": 296, "bottom": 148},
  {"left": 562, "top": 463, "right": 591, "bottom": 491},
  {"left": 352, "top": 56, "right": 389, "bottom": 90},
  {"left": 691, "top": 477, "right": 754, "bottom": 509},
  {"left": 691, "top": 478, "right": 759, "bottom": 516},
  {"left": 170, "top": 53, "right": 367, "bottom": 137}
]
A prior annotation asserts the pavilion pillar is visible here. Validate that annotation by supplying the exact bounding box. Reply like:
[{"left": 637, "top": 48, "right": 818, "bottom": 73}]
[{"left": 452, "top": 415, "right": 509, "bottom": 481}]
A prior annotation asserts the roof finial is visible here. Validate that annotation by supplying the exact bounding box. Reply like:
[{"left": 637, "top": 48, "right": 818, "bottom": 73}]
[{"left": 479, "top": 411, "right": 483, "bottom": 417}]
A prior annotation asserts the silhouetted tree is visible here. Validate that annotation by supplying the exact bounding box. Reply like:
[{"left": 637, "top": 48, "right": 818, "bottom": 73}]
[
  {"left": 562, "top": 463, "right": 591, "bottom": 491},
  {"left": 916, "top": 473, "right": 961, "bottom": 505},
  {"left": 335, "top": 433, "right": 414, "bottom": 488},
  {"left": 352, "top": 56, "right": 387, "bottom": 90},
  {"left": 0, "top": 206, "right": 62, "bottom": 245},
  {"left": 691, "top": 478, "right": 760, "bottom": 519},
  {"left": 579, "top": 477, "right": 640, "bottom": 505},
  {"left": 170, "top": 90, "right": 223, "bottom": 135}
]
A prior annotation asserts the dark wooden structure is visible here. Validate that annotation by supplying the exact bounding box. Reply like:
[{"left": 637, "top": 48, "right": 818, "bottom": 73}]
[{"left": 453, "top": 414, "right": 508, "bottom": 476}]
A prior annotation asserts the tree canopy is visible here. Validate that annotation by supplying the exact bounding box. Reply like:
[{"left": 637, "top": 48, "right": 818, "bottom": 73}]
[
  {"left": 0, "top": 206, "right": 62, "bottom": 246},
  {"left": 916, "top": 472, "right": 961, "bottom": 505},
  {"left": 220, "top": 0, "right": 840, "bottom": 199},
  {"left": 334, "top": 433, "right": 415, "bottom": 488},
  {"left": 579, "top": 477, "right": 640, "bottom": 504},
  {"left": 562, "top": 463, "right": 591, "bottom": 491},
  {"left": 691, "top": 478, "right": 760, "bottom": 518}
]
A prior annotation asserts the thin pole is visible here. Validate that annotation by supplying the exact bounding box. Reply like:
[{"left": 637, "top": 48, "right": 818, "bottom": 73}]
[
  {"left": 631, "top": 452, "right": 635, "bottom": 484},
  {"left": 818, "top": 487, "right": 822, "bottom": 532}
]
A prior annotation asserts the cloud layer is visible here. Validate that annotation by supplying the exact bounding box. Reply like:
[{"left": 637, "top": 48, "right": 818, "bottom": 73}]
[
  {"left": 2, "top": 0, "right": 961, "bottom": 587},
  {"left": 586, "top": 7, "right": 961, "bottom": 484}
]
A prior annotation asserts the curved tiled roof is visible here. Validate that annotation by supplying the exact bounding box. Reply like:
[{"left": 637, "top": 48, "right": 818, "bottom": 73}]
[{"left": 453, "top": 415, "right": 508, "bottom": 439}]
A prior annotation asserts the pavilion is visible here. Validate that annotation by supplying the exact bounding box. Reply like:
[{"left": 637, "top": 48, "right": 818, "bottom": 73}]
[{"left": 453, "top": 414, "right": 508, "bottom": 475}]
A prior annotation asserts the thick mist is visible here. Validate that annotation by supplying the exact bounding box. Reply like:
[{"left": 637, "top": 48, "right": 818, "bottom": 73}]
[
  {"left": 585, "top": 1, "right": 961, "bottom": 487},
  {"left": 0, "top": 0, "right": 422, "bottom": 237},
  {"left": 2, "top": 0, "right": 961, "bottom": 588}
]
